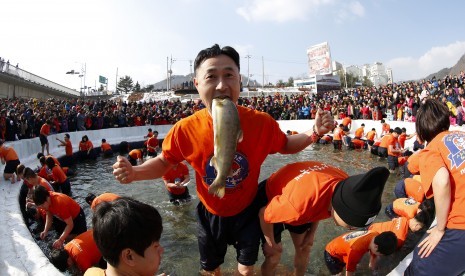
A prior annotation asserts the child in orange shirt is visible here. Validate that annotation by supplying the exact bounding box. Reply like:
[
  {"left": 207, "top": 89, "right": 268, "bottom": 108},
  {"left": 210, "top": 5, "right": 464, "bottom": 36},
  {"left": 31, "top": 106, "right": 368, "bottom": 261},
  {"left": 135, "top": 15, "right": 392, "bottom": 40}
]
[
  {"left": 405, "top": 99, "right": 465, "bottom": 275},
  {"left": 324, "top": 230, "right": 397, "bottom": 275},
  {"left": 100, "top": 138, "right": 113, "bottom": 157}
]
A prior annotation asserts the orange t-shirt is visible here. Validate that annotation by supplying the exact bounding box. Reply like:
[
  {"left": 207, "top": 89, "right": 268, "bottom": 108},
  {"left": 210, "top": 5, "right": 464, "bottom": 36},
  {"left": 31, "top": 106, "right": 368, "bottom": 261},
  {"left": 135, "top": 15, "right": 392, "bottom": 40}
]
[
  {"left": 129, "top": 149, "right": 142, "bottom": 160},
  {"left": 407, "top": 152, "right": 420, "bottom": 174},
  {"left": 404, "top": 176, "right": 424, "bottom": 203},
  {"left": 379, "top": 134, "right": 391, "bottom": 148},
  {"left": 393, "top": 198, "right": 420, "bottom": 219},
  {"left": 354, "top": 127, "right": 364, "bottom": 138},
  {"left": 38, "top": 165, "right": 51, "bottom": 181},
  {"left": 398, "top": 133, "right": 407, "bottom": 149},
  {"left": 46, "top": 192, "right": 81, "bottom": 221},
  {"left": 333, "top": 128, "right": 343, "bottom": 141},
  {"left": 146, "top": 136, "right": 159, "bottom": 153},
  {"left": 65, "top": 141, "right": 73, "bottom": 156},
  {"left": 264, "top": 161, "right": 348, "bottom": 225},
  {"left": 90, "top": 193, "right": 120, "bottom": 211},
  {"left": 65, "top": 230, "right": 102, "bottom": 272},
  {"left": 325, "top": 230, "right": 378, "bottom": 272},
  {"left": 101, "top": 142, "right": 112, "bottom": 152},
  {"left": 51, "top": 166, "right": 67, "bottom": 183},
  {"left": 352, "top": 139, "right": 365, "bottom": 149},
  {"left": 38, "top": 176, "right": 54, "bottom": 191},
  {"left": 162, "top": 106, "right": 287, "bottom": 217},
  {"left": 0, "top": 145, "right": 19, "bottom": 161},
  {"left": 162, "top": 162, "right": 189, "bottom": 195},
  {"left": 417, "top": 131, "right": 465, "bottom": 230},
  {"left": 46, "top": 155, "right": 61, "bottom": 166},
  {"left": 382, "top": 123, "right": 391, "bottom": 134},
  {"left": 342, "top": 117, "right": 352, "bottom": 127},
  {"left": 40, "top": 124, "right": 50, "bottom": 136},
  {"left": 387, "top": 136, "right": 400, "bottom": 156},
  {"left": 366, "top": 131, "right": 376, "bottom": 141},
  {"left": 79, "top": 141, "right": 93, "bottom": 151},
  {"left": 369, "top": 217, "right": 409, "bottom": 249}
]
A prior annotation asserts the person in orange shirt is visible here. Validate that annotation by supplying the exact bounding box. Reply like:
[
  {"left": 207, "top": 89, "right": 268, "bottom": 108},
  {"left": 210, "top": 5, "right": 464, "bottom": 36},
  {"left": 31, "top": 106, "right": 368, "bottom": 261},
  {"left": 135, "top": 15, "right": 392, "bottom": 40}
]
[
  {"left": 380, "top": 119, "right": 390, "bottom": 137},
  {"left": 341, "top": 115, "right": 353, "bottom": 131},
  {"left": 100, "top": 138, "right": 113, "bottom": 157},
  {"left": 0, "top": 140, "right": 20, "bottom": 183},
  {"left": 56, "top": 133, "right": 74, "bottom": 167},
  {"left": 324, "top": 230, "right": 397, "bottom": 275},
  {"left": 45, "top": 156, "right": 71, "bottom": 196},
  {"left": 32, "top": 185, "right": 87, "bottom": 249},
  {"left": 256, "top": 161, "right": 390, "bottom": 275},
  {"left": 332, "top": 124, "right": 345, "bottom": 150},
  {"left": 146, "top": 131, "right": 159, "bottom": 158},
  {"left": 143, "top": 128, "right": 154, "bottom": 139},
  {"left": 23, "top": 167, "right": 54, "bottom": 219},
  {"left": 112, "top": 44, "right": 335, "bottom": 275},
  {"left": 387, "top": 127, "right": 404, "bottom": 173},
  {"left": 162, "top": 162, "right": 191, "bottom": 205},
  {"left": 405, "top": 99, "right": 465, "bottom": 275},
  {"left": 377, "top": 129, "right": 393, "bottom": 158},
  {"left": 354, "top": 123, "right": 365, "bottom": 139},
  {"left": 286, "top": 130, "right": 299, "bottom": 135},
  {"left": 50, "top": 230, "right": 104, "bottom": 273},
  {"left": 398, "top": 127, "right": 416, "bottom": 150},
  {"left": 85, "top": 192, "right": 120, "bottom": 211},
  {"left": 319, "top": 134, "right": 333, "bottom": 145},
  {"left": 127, "top": 149, "right": 144, "bottom": 166},
  {"left": 40, "top": 120, "right": 51, "bottom": 155},
  {"left": 79, "top": 135, "right": 96, "bottom": 160}
]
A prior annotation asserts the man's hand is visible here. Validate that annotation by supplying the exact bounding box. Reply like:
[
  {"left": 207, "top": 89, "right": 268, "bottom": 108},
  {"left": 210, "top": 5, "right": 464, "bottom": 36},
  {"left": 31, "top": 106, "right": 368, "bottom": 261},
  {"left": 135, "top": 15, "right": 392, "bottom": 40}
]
[
  {"left": 113, "top": 156, "right": 135, "bottom": 184},
  {"left": 263, "top": 241, "right": 283, "bottom": 257},
  {"left": 314, "top": 109, "right": 334, "bottom": 136},
  {"left": 40, "top": 230, "right": 48, "bottom": 240},
  {"left": 418, "top": 227, "right": 445, "bottom": 258}
]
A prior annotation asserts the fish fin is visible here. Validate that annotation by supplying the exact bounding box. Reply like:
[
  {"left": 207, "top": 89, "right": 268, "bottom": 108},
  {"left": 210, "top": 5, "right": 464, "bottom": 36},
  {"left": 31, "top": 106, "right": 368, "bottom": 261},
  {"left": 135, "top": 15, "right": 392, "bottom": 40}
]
[
  {"left": 237, "top": 129, "right": 243, "bottom": 143},
  {"left": 210, "top": 156, "right": 217, "bottom": 169},
  {"left": 215, "top": 187, "right": 225, "bottom": 198},
  {"left": 208, "top": 179, "right": 225, "bottom": 198}
]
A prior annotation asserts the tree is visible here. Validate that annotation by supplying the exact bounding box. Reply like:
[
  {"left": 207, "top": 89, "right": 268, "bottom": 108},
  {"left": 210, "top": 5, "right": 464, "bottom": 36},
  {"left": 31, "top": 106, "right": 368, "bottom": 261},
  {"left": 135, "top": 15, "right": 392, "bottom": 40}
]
[
  {"left": 134, "top": 81, "right": 141, "bottom": 92},
  {"left": 144, "top": 84, "right": 154, "bottom": 92},
  {"left": 287, "top": 77, "right": 294, "bottom": 87},
  {"left": 117, "top": 75, "right": 134, "bottom": 94},
  {"left": 98, "top": 84, "right": 105, "bottom": 91},
  {"left": 276, "top": 79, "right": 285, "bottom": 87},
  {"left": 362, "top": 76, "right": 373, "bottom": 87}
]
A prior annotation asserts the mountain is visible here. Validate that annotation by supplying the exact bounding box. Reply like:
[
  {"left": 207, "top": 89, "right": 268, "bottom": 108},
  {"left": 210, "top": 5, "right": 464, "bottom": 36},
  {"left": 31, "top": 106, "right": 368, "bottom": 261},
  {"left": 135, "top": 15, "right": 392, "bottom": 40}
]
[
  {"left": 424, "top": 53, "right": 465, "bottom": 80},
  {"left": 151, "top": 74, "right": 260, "bottom": 90}
]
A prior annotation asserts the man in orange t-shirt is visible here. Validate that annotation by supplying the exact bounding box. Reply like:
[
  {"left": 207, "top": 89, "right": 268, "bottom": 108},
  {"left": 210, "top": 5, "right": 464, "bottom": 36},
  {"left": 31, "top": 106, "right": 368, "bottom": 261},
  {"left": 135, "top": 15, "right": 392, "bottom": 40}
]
[
  {"left": 46, "top": 156, "right": 71, "bottom": 196},
  {"left": 0, "top": 140, "right": 20, "bottom": 183},
  {"left": 32, "top": 186, "right": 87, "bottom": 249},
  {"left": 256, "top": 161, "right": 390, "bottom": 275},
  {"left": 354, "top": 123, "right": 365, "bottom": 139},
  {"left": 85, "top": 192, "right": 120, "bottom": 211},
  {"left": 128, "top": 149, "right": 144, "bottom": 166},
  {"left": 146, "top": 131, "right": 159, "bottom": 157},
  {"left": 405, "top": 99, "right": 465, "bottom": 275},
  {"left": 56, "top": 133, "right": 74, "bottom": 167},
  {"left": 380, "top": 119, "right": 390, "bottom": 137},
  {"left": 387, "top": 127, "right": 404, "bottom": 173},
  {"left": 342, "top": 115, "right": 353, "bottom": 131},
  {"left": 162, "top": 162, "right": 191, "bottom": 205},
  {"left": 40, "top": 120, "right": 51, "bottom": 155},
  {"left": 324, "top": 230, "right": 397, "bottom": 275},
  {"left": 112, "top": 44, "right": 335, "bottom": 275},
  {"left": 50, "top": 230, "right": 103, "bottom": 273},
  {"left": 100, "top": 138, "right": 113, "bottom": 157},
  {"left": 332, "top": 124, "right": 344, "bottom": 150}
]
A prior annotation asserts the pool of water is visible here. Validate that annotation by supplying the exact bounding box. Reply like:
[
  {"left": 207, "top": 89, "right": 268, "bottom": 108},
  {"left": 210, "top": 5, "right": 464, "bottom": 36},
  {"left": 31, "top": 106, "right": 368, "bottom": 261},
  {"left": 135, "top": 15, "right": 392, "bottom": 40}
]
[{"left": 31, "top": 145, "right": 404, "bottom": 275}]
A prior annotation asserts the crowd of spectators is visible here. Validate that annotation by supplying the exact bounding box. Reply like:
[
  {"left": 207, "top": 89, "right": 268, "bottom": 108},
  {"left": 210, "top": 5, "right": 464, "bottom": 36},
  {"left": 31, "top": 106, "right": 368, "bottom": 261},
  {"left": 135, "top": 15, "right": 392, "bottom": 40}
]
[{"left": 1, "top": 72, "right": 464, "bottom": 142}]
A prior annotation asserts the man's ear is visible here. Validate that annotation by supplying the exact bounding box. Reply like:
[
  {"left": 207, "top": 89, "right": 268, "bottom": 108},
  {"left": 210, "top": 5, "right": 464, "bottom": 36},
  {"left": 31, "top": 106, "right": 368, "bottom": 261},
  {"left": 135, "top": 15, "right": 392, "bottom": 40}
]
[{"left": 120, "top": 248, "right": 136, "bottom": 266}]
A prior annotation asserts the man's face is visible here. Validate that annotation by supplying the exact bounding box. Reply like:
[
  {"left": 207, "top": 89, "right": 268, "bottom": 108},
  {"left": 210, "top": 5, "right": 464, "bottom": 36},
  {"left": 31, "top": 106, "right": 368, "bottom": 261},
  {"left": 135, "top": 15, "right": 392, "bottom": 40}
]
[
  {"left": 133, "top": 241, "right": 164, "bottom": 276},
  {"left": 193, "top": 54, "right": 241, "bottom": 114}
]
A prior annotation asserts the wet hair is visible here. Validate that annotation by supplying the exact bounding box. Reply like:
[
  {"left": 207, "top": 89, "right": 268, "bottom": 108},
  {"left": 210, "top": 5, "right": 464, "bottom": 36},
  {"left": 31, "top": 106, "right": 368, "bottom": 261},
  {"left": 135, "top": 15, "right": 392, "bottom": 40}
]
[
  {"left": 85, "top": 193, "right": 96, "bottom": 205},
  {"left": 194, "top": 44, "right": 240, "bottom": 74},
  {"left": 401, "top": 127, "right": 407, "bottom": 133},
  {"left": 45, "top": 156, "right": 55, "bottom": 169},
  {"left": 372, "top": 128, "right": 376, "bottom": 131},
  {"left": 82, "top": 135, "right": 89, "bottom": 142},
  {"left": 394, "top": 127, "right": 402, "bottom": 135},
  {"left": 102, "top": 138, "right": 106, "bottom": 143},
  {"left": 153, "top": 130, "right": 158, "bottom": 135},
  {"left": 374, "top": 231, "right": 397, "bottom": 255},
  {"left": 16, "top": 164, "right": 26, "bottom": 176},
  {"left": 416, "top": 99, "right": 450, "bottom": 143},
  {"left": 39, "top": 156, "right": 46, "bottom": 165},
  {"left": 49, "top": 249, "right": 69, "bottom": 272},
  {"left": 37, "top": 152, "right": 45, "bottom": 159},
  {"left": 64, "top": 133, "right": 70, "bottom": 139},
  {"left": 148, "top": 128, "right": 152, "bottom": 132},
  {"left": 92, "top": 197, "right": 163, "bottom": 267},
  {"left": 23, "top": 167, "right": 37, "bottom": 179},
  {"left": 32, "top": 185, "right": 50, "bottom": 206}
]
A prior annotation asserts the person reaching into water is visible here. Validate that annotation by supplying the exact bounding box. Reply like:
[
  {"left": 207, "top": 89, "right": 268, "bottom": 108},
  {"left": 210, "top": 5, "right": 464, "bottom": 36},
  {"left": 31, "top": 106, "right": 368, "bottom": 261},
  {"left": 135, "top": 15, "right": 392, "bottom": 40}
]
[{"left": 162, "top": 162, "right": 191, "bottom": 205}]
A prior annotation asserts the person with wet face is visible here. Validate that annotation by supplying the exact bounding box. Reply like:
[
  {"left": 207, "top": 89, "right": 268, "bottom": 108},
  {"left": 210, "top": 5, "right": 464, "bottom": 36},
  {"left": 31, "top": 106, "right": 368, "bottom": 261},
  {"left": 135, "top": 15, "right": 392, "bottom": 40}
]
[
  {"left": 255, "top": 161, "right": 389, "bottom": 275},
  {"left": 112, "top": 44, "right": 335, "bottom": 275}
]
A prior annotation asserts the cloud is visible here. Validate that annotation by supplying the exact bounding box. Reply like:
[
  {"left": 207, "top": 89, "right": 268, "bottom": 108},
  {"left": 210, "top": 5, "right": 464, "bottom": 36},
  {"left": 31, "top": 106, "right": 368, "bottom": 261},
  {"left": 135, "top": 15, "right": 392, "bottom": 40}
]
[
  {"left": 335, "top": 1, "right": 365, "bottom": 24},
  {"left": 387, "top": 41, "right": 465, "bottom": 81},
  {"left": 236, "top": 0, "right": 334, "bottom": 23}
]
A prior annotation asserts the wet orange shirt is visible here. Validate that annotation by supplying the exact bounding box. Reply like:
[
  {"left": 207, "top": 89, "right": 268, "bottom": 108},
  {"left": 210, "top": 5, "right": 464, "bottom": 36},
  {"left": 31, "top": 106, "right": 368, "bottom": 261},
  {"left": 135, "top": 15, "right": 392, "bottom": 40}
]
[
  {"left": 366, "top": 131, "right": 376, "bottom": 141},
  {"left": 129, "top": 149, "right": 142, "bottom": 160},
  {"left": 354, "top": 127, "right": 364, "bottom": 138},
  {"left": 40, "top": 124, "right": 50, "bottom": 136},
  {"left": 398, "top": 133, "right": 407, "bottom": 149},
  {"left": 342, "top": 117, "right": 352, "bottom": 127},
  {"left": 325, "top": 230, "right": 378, "bottom": 272},
  {"left": 333, "top": 128, "right": 343, "bottom": 141},
  {"left": 417, "top": 131, "right": 465, "bottom": 230},
  {"left": 146, "top": 136, "right": 159, "bottom": 153},
  {"left": 46, "top": 192, "right": 81, "bottom": 221},
  {"left": 79, "top": 141, "right": 93, "bottom": 151},
  {"left": 65, "top": 230, "right": 101, "bottom": 272},
  {"left": 369, "top": 217, "right": 409, "bottom": 249},
  {"left": 379, "top": 134, "right": 392, "bottom": 148},
  {"left": 38, "top": 176, "right": 54, "bottom": 191},
  {"left": 162, "top": 106, "right": 287, "bottom": 217},
  {"left": 163, "top": 162, "right": 189, "bottom": 195},
  {"left": 65, "top": 140, "right": 73, "bottom": 156},
  {"left": 51, "top": 166, "right": 67, "bottom": 183},
  {"left": 90, "top": 193, "right": 120, "bottom": 211},
  {"left": 0, "top": 145, "right": 19, "bottom": 161},
  {"left": 101, "top": 142, "right": 112, "bottom": 152},
  {"left": 264, "top": 161, "right": 348, "bottom": 225},
  {"left": 393, "top": 198, "right": 420, "bottom": 219},
  {"left": 38, "top": 165, "right": 51, "bottom": 181}
]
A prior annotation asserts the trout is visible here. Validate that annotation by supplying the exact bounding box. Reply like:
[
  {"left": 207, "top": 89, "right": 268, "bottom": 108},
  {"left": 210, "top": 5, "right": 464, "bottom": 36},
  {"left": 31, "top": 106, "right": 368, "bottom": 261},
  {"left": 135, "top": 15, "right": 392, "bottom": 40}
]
[{"left": 208, "top": 97, "right": 243, "bottom": 198}]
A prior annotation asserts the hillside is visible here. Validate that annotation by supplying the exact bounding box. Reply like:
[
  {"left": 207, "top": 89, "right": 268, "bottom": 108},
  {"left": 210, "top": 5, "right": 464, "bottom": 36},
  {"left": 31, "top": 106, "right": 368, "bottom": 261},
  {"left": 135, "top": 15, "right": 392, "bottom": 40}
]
[
  {"left": 424, "top": 53, "right": 465, "bottom": 80},
  {"left": 151, "top": 74, "right": 259, "bottom": 90}
]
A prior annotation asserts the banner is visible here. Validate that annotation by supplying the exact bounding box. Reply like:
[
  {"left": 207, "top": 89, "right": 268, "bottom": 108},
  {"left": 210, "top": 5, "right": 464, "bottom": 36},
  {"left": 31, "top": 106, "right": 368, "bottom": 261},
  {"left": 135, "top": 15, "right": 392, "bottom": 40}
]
[{"left": 307, "top": 42, "right": 332, "bottom": 76}]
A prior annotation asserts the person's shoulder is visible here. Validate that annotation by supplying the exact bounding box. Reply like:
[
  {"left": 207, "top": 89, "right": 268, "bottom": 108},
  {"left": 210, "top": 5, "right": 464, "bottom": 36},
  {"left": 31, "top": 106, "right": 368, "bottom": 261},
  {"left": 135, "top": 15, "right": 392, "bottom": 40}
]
[{"left": 83, "top": 267, "right": 106, "bottom": 276}]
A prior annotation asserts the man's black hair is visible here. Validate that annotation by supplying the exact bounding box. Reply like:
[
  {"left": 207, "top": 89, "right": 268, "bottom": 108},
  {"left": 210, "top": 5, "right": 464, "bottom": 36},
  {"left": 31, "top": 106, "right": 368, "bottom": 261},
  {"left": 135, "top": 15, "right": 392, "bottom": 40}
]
[
  {"left": 194, "top": 44, "right": 240, "bottom": 74},
  {"left": 374, "top": 231, "right": 397, "bottom": 255},
  {"left": 92, "top": 197, "right": 163, "bottom": 267},
  {"left": 45, "top": 156, "right": 55, "bottom": 169},
  {"left": 49, "top": 249, "right": 69, "bottom": 272},
  {"left": 416, "top": 99, "right": 450, "bottom": 143},
  {"left": 85, "top": 193, "right": 97, "bottom": 206},
  {"left": 32, "top": 185, "right": 50, "bottom": 206},
  {"left": 37, "top": 152, "right": 45, "bottom": 159}
]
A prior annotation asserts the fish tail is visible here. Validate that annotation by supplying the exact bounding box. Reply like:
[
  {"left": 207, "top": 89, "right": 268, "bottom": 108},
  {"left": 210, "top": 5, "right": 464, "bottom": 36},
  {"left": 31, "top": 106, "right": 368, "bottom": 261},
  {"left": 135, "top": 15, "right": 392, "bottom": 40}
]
[{"left": 209, "top": 179, "right": 225, "bottom": 198}]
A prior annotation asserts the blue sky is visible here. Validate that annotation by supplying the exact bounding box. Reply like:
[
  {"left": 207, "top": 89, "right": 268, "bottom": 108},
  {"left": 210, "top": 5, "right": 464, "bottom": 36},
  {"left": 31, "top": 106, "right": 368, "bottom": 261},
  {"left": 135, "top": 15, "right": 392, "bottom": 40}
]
[{"left": 1, "top": 0, "right": 465, "bottom": 91}]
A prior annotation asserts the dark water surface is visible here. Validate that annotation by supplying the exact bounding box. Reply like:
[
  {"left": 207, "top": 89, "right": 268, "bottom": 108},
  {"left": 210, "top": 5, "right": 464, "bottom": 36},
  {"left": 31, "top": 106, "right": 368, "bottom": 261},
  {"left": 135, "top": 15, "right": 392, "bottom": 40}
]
[{"left": 35, "top": 145, "right": 403, "bottom": 275}]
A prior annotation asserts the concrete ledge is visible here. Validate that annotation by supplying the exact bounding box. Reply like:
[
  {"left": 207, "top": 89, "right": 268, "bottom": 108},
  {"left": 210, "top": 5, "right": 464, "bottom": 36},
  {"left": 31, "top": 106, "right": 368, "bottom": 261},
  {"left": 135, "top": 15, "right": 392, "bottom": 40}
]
[{"left": 0, "top": 120, "right": 463, "bottom": 275}]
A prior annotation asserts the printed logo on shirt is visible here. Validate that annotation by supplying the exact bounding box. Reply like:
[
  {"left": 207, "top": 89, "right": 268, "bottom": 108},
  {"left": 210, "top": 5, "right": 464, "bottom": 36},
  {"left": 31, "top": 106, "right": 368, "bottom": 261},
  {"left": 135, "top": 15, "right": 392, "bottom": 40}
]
[
  {"left": 343, "top": 230, "right": 369, "bottom": 241},
  {"left": 204, "top": 152, "right": 249, "bottom": 190},
  {"left": 404, "top": 198, "right": 417, "bottom": 206},
  {"left": 444, "top": 132, "right": 465, "bottom": 169}
]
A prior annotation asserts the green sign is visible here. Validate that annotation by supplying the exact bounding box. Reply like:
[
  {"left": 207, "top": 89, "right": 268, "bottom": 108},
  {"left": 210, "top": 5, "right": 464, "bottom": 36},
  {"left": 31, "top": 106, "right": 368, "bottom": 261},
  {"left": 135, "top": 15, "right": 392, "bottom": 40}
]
[{"left": 99, "top": 75, "right": 107, "bottom": 84}]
